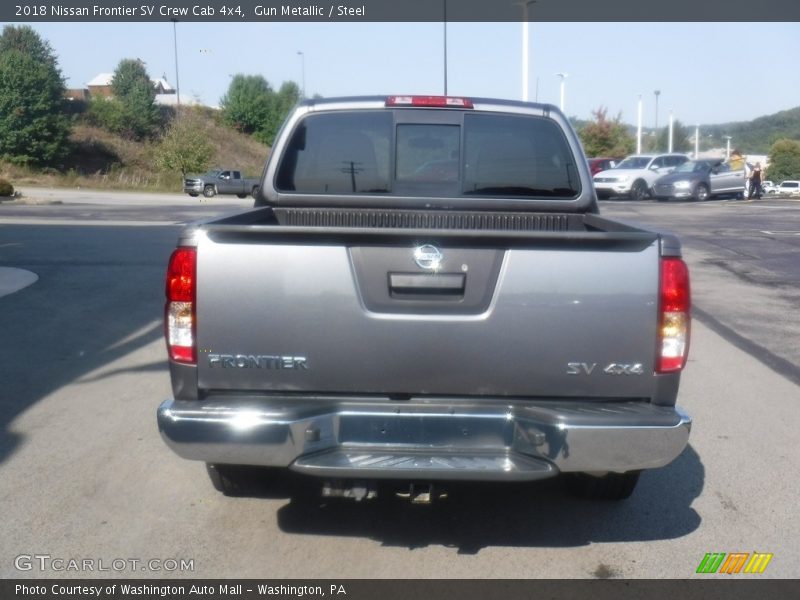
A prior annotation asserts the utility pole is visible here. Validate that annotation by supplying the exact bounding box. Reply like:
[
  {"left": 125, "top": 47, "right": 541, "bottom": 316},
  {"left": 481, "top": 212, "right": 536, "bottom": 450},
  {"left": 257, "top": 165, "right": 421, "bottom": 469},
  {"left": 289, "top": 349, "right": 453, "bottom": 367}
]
[
  {"left": 297, "top": 52, "right": 305, "bottom": 99},
  {"left": 519, "top": 1, "right": 537, "bottom": 101},
  {"left": 556, "top": 73, "right": 568, "bottom": 112},
  {"left": 443, "top": 0, "right": 448, "bottom": 95},
  {"left": 636, "top": 94, "right": 643, "bottom": 154},
  {"left": 171, "top": 19, "right": 180, "bottom": 109}
]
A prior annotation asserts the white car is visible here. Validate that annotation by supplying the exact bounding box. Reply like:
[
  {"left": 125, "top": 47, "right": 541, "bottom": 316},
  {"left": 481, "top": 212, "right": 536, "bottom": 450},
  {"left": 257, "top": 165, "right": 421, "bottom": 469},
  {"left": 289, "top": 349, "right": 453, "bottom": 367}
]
[
  {"left": 775, "top": 181, "right": 800, "bottom": 196},
  {"left": 761, "top": 180, "right": 777, "bottom": 194},
  {"left": 593, "top": 153, "right": 689, "bottom": 200}
]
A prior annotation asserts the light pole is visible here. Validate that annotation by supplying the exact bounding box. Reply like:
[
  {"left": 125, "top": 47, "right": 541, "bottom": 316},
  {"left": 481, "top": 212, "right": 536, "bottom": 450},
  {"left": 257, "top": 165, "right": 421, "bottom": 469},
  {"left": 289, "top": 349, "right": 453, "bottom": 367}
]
[
  {"left": 654, "top": 90, "right": 661, "bottom": 128},
  {"left": 724, "top": 135, "right": 732, "bottom": 160},
  {"left": 636, "top": 94, "right": 643, "bottom": 154},
  {"left": 518, "top": 1, "right": 537, "bottom": 101},
  {"left": 443, "top": 0, "right": 448, "bottom": 95},
  {"left": 695, "top": 125, "right": 700, "bottom": 159},
  {"left": 668, "top": 110, "right": 674, "bottom": 153},
  {"left": 171, "top": 19, "right": 181, "bottom": 109},
  {"left": 653, "top": 90, "right": 660, "bottom": 151},
  {"left": 556, "top": 72, "right": 568, "bottom": 112},
  {"left": 297, "top": 51, "right": 305, "bottom": 99}
]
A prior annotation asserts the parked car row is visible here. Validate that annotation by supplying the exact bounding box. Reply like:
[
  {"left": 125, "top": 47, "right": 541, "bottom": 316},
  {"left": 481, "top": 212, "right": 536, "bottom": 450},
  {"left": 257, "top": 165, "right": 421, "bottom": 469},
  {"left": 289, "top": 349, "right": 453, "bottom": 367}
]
[
  {"left": 590, "top": 153, "right": 800, "bottom": 202},
  {"left": 764, "top": 180, "right": 800, "bottom": 197},
  {"left": 592, "top": 153, "right": 689, "bottom": 200}
]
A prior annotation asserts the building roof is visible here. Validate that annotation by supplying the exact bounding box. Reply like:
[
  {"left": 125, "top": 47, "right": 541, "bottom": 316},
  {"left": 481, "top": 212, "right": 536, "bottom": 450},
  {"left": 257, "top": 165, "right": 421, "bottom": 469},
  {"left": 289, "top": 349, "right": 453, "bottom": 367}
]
[
  {"left": 154, "top": 94, "right": 203, "bottom": 107},
  {"left": 87, "top": 73, "right": 114, "bottom": 87},
  {"left": 87, "top": 72, "right": 175, "bottom": 93}
]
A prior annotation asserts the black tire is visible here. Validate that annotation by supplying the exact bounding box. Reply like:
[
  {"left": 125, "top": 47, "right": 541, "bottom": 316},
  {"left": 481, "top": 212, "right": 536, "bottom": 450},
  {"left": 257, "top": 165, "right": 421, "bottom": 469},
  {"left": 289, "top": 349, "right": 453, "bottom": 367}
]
[
  {"left": 693, "top": 183, "right": 710, "bottom": 202},
  {"left": 203, "top": 185, "right": 216, "bottom": 198},
  {"left": 251, "top": 185, "right": 260, "bottom": 199},
  {"left": 206, "top": 463, "right": 274, "bottom": 497},
  {"left": 236, "top": 193, "right": 247, "bottom": 199},
  {"left": 629, "top": 180, "right": 648, "bottom": 201},
  {"left": 188, "top": 193, "right": 199, "bottom": 197},
  {"left": 566, "top": 471, "right": 641, "bottom": 500}
]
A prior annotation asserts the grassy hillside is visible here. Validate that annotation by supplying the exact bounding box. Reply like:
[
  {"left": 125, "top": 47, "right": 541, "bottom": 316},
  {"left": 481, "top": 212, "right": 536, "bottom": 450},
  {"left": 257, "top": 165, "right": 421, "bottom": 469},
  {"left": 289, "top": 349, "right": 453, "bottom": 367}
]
[
  {"left": 571, "top": 106, "right": 800, "bottom": 155},
  {"left": 1, "top": 106, "right": 270, "bottom": 193},
  {"left": 703, "top": 107, "right": 800, "bottom": 154}
]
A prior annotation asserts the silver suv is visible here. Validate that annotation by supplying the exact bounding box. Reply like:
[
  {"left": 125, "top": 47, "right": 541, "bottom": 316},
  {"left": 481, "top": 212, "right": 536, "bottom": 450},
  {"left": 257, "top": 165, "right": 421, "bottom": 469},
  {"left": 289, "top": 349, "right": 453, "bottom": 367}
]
[{"left": 594, "top": 153, "right": 689, "bottom": 200}]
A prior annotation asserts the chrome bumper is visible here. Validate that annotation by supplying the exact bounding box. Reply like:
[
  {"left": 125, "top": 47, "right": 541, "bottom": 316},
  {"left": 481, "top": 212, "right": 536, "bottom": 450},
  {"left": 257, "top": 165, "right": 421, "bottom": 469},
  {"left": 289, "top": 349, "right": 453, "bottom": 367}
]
[{"left": 157, "top": 397, "right": 691, "bottom": 481}]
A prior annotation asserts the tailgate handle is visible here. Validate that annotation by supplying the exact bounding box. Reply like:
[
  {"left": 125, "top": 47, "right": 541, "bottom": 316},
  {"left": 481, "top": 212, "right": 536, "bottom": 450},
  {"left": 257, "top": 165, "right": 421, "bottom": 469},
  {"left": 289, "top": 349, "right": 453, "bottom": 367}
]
[{"left": 389, "top": 273, "right": 465, "bottom": 296}]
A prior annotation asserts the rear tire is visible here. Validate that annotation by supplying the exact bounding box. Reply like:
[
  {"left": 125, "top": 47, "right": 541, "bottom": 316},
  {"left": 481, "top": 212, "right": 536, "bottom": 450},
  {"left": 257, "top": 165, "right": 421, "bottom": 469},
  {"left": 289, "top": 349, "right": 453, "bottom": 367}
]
[
  {"left": 188, "top": 193, "right": 199, "bottom": 197},
  {"left": 203, "top": 185, "right": 216, "bottom": 198},
  {"left": 251, "top": 185, "right": 260, "bottom": 199},
  {"left": 206, "top": 463, "right": 274, "bottom": 497},
  {"left": 236, "top": 193, "right": 247, "bottom": 198},
  {"left": 566, "top": 471, "right": 641, "bottom": 500}
]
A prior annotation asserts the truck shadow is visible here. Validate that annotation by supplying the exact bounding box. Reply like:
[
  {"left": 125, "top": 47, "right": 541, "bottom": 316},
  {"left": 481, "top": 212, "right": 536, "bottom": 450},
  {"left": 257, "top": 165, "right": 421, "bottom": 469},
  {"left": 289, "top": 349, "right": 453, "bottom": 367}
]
[
  {"left": 272, "top": 445, "right": 703, "bottom": 552},
  {"left": 0, "top": 224, "right": 179, "bottom": 466}
]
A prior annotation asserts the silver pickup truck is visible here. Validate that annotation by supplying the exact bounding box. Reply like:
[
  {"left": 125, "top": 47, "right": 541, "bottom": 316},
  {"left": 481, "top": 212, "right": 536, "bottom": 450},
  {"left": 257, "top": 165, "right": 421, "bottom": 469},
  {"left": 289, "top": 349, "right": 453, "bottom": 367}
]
[
  {"left": 158, "top": 96, "right": 692, "bottom": 502},
  {"left": 183, "top": 169, "right": 260, "bottom": 199}
]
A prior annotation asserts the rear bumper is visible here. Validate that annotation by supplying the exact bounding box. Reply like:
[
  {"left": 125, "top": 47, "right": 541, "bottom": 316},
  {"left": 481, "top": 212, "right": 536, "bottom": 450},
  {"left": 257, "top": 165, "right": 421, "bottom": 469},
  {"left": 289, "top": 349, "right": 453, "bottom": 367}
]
[{"left": 157, "top": 397, "right": 691, "bottom": 482}]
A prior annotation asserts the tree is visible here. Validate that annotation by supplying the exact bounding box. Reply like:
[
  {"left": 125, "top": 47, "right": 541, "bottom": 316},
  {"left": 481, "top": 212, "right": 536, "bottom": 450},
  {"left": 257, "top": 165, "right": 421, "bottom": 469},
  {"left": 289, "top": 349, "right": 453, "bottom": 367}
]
[
  {"left": 109, "top": 58, "right": 159, "bottom": 140},
  {"left": 220, "top": 75, "right": 301, "bottom": 146},
  {"left": 654, "top": 119, "right": 692, "bottom": 153},
  {"left": 154, "top": 109, "right": 214, "bottom": 178},
  {"left": 220, "top": 74, "right": 273, "bottom": 135},
  {"left": 578, "top": 107, "right": 635, "bottom": 158},
  {"left": 0, "top": 25, "right": 70, "bottom": 165},
  {"left": 256, "top": 81, "right": 300, "bottom": 146},
  {"left": 766, "top": 138, "right": 800, "bottom": 181}
]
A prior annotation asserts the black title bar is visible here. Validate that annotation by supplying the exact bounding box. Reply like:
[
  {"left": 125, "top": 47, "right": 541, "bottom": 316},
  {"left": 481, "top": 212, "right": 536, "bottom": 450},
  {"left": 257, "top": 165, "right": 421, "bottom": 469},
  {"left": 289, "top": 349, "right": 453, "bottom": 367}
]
[{"left": 3, "top": 0, "right": 800, "bottom": 22}]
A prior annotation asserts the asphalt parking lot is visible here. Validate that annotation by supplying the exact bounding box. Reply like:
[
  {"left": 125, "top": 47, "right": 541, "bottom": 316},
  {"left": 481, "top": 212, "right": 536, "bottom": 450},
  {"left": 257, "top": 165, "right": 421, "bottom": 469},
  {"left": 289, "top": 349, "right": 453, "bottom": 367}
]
[{"left": 1, "top": 189, "right": 798, "bottom": 578}]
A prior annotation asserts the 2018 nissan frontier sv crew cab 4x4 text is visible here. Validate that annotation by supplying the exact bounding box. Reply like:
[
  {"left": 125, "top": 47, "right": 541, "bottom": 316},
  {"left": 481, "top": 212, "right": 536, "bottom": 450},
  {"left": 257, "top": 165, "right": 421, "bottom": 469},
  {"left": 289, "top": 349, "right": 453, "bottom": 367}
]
[{"left": 158, "top": 95, "right": 692, "bottom": 502}]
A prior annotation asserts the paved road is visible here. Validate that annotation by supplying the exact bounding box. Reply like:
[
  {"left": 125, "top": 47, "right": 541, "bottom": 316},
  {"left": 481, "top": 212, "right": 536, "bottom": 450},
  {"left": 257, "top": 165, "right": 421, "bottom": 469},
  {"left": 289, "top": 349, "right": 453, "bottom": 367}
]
[{"left": 0, "top": 190, "right": 798, "bottom": 579}]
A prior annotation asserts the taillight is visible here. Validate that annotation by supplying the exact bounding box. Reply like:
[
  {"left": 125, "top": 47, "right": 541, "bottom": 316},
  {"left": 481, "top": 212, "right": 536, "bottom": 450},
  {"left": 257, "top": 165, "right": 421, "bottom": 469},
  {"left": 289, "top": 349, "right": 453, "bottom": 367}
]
[
  {"left": 657, "top": 257, "right": 691, "bottom": 373},
  {"left": 165, "top": 247, "right": 197, "bottom": 364},
  {"left": 386, "top": 95, "right": 474, "bottom": 108}
]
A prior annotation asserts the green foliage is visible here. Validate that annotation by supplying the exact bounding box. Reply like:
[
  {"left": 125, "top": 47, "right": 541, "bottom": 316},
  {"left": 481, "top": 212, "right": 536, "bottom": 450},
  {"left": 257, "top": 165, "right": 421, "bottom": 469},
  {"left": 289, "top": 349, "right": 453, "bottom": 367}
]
[
  {"left": 108, "top": 59, "right": 159, "bottom": 140},
  {"left": 0, "top": 25, "right": 70, "bottom": 165},
  {"left": 154, "top": 109, "right": 215, "bottom": 177},
  {"left": 653, "top": 119, "right": 692, "bottom": 153},
  {"left": 221, "top": 75, "right": 300, "bottom": 146},
  {"left": 704, "top": 107, "right": 800, "bottom": 154},
  {"left": 86, "top": 97, "right": 128, "bottom": 134},
  {"left": 766, "top": 138, "right": 800, "bottom": 181},
  {"left": 256, "top": 81, "right": 300, "bottom": 146},
  {"left": 220, "top": 74, "right": 273, "bottom": 135},
  {"left": 0, "top": 177, "right": 13, "bottom": 196},
  {"left": 578, "top": 107, "right": 635, "bottom": 158}
]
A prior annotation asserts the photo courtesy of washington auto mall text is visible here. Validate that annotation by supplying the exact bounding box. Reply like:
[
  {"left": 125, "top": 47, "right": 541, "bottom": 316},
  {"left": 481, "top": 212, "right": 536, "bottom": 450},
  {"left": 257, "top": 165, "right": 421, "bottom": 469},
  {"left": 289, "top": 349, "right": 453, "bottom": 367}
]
[{"left": 13, "top": 583, "right": 347, "bottom": 598}]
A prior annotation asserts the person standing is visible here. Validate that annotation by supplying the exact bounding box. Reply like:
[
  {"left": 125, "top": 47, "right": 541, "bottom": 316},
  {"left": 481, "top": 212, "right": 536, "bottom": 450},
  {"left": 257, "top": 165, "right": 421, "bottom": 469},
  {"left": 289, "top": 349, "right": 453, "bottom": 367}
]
[{"left": 749, "top": 162, "right": 763, "bottom": 200}]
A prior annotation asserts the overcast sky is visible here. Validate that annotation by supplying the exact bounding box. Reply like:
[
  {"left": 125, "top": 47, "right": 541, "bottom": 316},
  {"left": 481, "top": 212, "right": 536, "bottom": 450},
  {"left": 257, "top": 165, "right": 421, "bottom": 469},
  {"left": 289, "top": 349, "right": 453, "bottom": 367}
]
[{"left": 22, "top": 21, "right": 800, "bottom": 126}]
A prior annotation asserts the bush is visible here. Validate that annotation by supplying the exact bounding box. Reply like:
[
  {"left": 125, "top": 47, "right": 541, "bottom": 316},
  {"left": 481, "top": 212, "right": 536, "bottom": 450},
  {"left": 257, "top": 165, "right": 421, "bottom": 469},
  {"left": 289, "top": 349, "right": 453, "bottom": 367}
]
[{"left": 0, "top": 177, "right": 14, "bottom": 196}]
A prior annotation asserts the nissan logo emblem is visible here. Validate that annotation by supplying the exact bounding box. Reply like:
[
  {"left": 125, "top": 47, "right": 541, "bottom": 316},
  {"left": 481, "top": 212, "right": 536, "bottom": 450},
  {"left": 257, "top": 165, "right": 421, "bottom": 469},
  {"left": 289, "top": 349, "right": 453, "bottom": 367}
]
[{"left": 413, "top": 245, "right": 443, "bottom": 270}]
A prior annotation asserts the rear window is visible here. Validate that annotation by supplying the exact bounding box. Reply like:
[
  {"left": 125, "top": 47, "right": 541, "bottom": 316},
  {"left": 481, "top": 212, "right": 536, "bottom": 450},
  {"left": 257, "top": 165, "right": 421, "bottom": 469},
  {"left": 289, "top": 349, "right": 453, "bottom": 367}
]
[{"left": 276, "top": 110, "right": 580, "bottom": 198}]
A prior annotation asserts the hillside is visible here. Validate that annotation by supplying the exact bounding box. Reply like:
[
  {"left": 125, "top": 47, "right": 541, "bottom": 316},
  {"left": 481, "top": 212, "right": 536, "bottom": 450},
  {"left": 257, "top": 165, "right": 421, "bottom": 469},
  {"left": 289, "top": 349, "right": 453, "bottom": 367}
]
[
  {"left": 2, "top": 106, "right": 270, "bottom": 192},
  {"left": 571, "top": 106, "right": 800, "bottom": 154},
  {"left": 703, "top": 106, "right": 800, "bottom": 154}
]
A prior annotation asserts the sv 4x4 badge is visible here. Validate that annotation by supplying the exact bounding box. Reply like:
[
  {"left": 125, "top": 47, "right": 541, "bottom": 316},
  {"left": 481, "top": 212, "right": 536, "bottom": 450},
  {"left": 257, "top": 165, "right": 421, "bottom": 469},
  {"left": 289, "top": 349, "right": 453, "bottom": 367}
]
[{"left": 567, "top": 362, "right": 644, "bottom": 375}]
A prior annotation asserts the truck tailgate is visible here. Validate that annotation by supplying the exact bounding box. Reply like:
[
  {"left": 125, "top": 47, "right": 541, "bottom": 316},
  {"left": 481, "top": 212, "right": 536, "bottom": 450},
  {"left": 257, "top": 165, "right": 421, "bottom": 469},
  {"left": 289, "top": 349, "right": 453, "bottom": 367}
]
[{"left": 195, "top": 226, "right": 661, "bottom": 399}]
